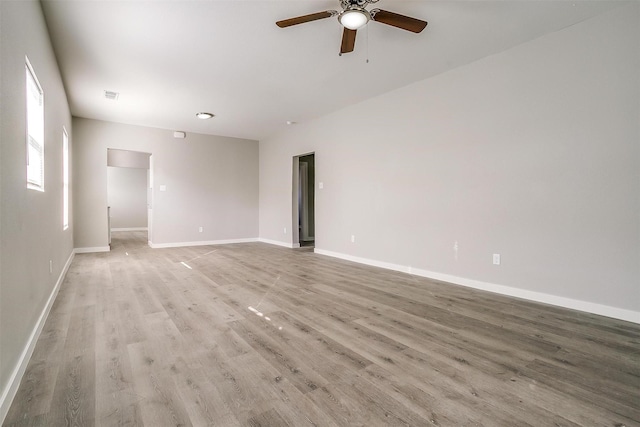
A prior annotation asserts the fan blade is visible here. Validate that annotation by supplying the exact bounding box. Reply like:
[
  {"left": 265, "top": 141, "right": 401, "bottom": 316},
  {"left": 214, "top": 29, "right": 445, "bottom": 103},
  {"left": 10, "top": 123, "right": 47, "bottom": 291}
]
[
  {"left": 340, "top": 28, "right": 357, "bottom": 54},
  {"left": 372, "top": 10, "right": 427, "bottom": 33},
  {"left": 276, "top": 11, "right": 334, "bottom": 28}
]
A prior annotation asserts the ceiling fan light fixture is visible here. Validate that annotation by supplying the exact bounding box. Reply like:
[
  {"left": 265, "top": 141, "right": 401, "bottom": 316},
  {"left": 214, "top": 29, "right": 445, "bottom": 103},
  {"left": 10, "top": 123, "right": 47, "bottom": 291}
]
[
  {"left": 339, "top": 9, "right": 369, "bottom": 30},
  {"left": 195, "top": 112, "right": 214, "bottom": 120}
]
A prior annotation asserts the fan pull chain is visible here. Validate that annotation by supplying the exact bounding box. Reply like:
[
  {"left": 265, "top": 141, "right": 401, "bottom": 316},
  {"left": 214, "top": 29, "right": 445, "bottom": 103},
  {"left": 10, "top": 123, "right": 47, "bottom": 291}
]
[{"left": 366, "top": 24, "right": 370, "bottom": 63}]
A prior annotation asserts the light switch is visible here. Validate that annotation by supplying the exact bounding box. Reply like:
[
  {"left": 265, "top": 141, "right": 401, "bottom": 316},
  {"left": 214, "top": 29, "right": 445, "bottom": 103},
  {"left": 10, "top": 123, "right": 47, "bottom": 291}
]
[
  {"left": 159, "top": 185, "right": 167, "bottom": 192},
  {"left": 319, "top": 182, "right": 324, "bottom": 189}
]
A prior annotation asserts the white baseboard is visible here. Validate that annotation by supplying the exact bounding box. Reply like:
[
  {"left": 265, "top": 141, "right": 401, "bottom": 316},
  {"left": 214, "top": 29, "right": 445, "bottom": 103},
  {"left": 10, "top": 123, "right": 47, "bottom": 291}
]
[
  {"left": 314, "top": 248, "right": 640, "bottom": 324},
  {"left": 257, "top": 238, "right": 300, "bottom": 248},
  {"left": 149, "top": 238, "right": 258, "bottom": 249},
  {"left": 0, "top": 250, "right": 75, "bottom": 424},
  {"left": 74, "top": 246, "right": 110, "bottom": 254},
  {"left": 111, "top": 227, "right": 148, "bottom": 232}
]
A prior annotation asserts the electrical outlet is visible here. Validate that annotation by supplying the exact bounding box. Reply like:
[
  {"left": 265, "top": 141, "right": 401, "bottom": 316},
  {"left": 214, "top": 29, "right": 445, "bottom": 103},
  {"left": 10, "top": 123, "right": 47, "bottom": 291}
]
[
  {"left": 49, "top": 260, "right": 53, "bottom": 274},
  {"left": 284, "top": 227, "right": 287, "bottom": 234},
  {"left": 198, "top": 226, "right": 203, "bottom": 233},
  {"left": 351, "top": 235, "right": 355, "bottom": 243},
  {"left": 493, "top": 254, "right": 501, "bottom": 265}
]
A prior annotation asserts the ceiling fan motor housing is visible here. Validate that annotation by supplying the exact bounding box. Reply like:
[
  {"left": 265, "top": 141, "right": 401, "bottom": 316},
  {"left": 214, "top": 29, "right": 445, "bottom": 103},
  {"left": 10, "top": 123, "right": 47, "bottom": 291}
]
[{"left": 340, "top": 0, "right": 379, "bottom": 9}]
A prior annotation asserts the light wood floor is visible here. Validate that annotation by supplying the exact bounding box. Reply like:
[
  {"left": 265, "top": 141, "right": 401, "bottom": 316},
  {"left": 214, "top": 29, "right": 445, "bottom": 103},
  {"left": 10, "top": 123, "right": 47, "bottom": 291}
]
[{"left": 4, "top": 231, "right": 640, "bottom": 426}]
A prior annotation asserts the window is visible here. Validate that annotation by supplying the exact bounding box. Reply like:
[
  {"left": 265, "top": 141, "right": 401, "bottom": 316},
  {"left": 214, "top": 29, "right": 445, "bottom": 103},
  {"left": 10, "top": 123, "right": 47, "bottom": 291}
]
[
  {"left": 63, "top": 127, "right": 69, "bottom": 230},
  {"left": 26, "top": 57, "right": 44, "bottom": 190}
]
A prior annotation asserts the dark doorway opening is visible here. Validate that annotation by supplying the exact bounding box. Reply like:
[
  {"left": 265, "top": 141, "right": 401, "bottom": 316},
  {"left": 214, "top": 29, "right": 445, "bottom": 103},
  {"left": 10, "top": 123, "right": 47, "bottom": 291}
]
[{"left": 296, "top": 153, "right": 315, "bottom": 247}]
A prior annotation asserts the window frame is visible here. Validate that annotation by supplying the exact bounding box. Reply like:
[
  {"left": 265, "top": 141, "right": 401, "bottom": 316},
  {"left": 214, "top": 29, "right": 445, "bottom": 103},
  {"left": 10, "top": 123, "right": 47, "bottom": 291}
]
[
  {"left": 26, "top": 56, "right": 45, "bottom": 191},
  {"left": 63, "top": 127, "right": 69, "bottom": 230}
]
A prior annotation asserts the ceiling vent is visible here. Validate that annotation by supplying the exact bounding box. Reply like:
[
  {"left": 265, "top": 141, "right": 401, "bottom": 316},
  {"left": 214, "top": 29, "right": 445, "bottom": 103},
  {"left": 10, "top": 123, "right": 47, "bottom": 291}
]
[{"left": 104, "top": 90, "right": 119, "bottom": 100}]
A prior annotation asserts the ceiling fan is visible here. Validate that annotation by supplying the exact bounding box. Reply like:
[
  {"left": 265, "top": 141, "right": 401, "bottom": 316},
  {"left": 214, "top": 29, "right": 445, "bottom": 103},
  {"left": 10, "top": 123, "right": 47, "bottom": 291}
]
[{"left": 276, "top": 0, "right": 427, "bottom": 55}]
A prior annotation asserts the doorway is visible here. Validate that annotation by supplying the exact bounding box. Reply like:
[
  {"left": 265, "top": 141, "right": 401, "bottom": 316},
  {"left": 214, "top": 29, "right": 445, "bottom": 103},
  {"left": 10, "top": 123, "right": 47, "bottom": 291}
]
[
  {"left": 106, "top": 149, "right": 152, "bottom": 246},
  {"left": 293, "top": 153, "right": 315, "bottom": 247}
]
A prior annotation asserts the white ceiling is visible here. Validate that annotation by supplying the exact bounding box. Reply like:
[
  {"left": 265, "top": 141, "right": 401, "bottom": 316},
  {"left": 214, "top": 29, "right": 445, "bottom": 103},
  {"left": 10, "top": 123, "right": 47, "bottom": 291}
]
[{"left": 41, "top": 0, "right": 623, "bottom": 141}]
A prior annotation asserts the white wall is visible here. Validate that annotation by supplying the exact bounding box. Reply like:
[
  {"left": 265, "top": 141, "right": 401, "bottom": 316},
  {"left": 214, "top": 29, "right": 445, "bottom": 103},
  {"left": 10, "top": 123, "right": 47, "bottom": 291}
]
[
  {"left": 0, "top": 0, "right": 74, "bottom": 420},
  {"left": 259, "top": 4, "right": 640, "bottom": 320},
  {"left": 107, "top": 167, "right": 148, "bottom": 230},
  {"left": 108, "top": 148, "right": 150, "bottom": 169},
  {"left": 74, "top": 119, "right": 259, "bottom": 249}
]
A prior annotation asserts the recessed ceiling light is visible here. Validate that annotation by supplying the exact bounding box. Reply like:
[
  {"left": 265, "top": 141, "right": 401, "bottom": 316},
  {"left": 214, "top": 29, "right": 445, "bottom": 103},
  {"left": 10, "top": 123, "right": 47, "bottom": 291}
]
[
  {"left": 196, "top": 112, "right": 214, "bottom": 119},
  {"left": 286, "top": 121, "right": 296, "bottom": 125}
]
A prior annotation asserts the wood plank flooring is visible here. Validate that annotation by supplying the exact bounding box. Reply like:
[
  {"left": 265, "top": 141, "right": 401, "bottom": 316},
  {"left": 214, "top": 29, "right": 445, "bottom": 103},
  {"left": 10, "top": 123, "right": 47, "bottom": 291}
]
[{"left": 4, "top": 231, "right": 640, "bottom": 426}]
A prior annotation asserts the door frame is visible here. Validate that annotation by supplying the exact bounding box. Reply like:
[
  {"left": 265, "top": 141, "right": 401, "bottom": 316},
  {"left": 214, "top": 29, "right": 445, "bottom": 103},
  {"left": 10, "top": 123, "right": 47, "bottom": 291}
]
[{"left": 292, "top": 152, "right": 315, "bottom": 248}]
